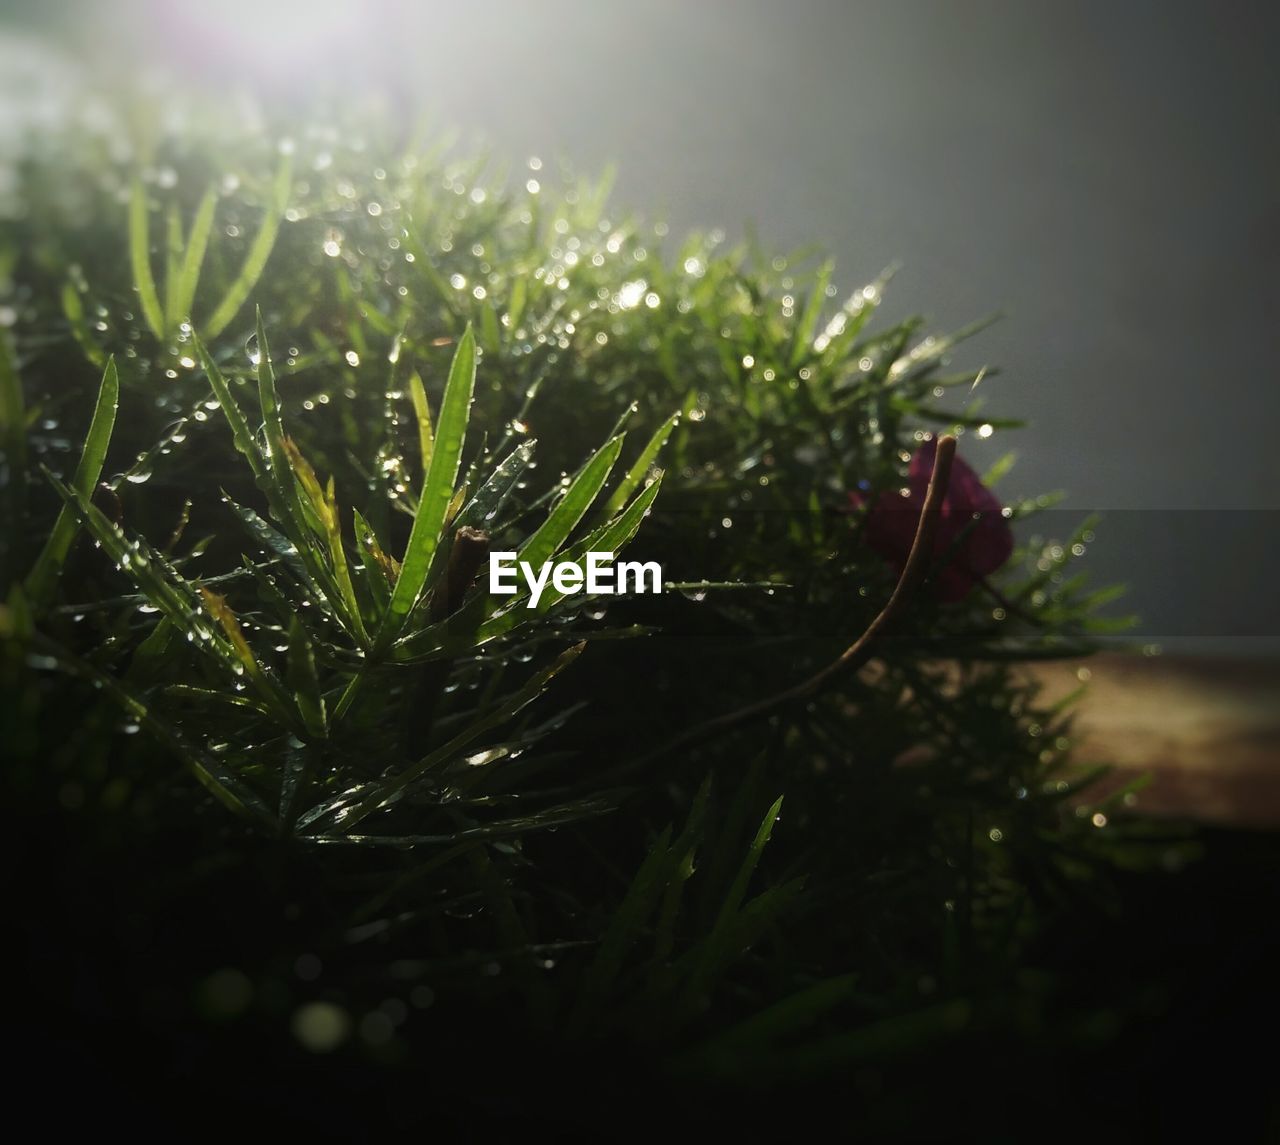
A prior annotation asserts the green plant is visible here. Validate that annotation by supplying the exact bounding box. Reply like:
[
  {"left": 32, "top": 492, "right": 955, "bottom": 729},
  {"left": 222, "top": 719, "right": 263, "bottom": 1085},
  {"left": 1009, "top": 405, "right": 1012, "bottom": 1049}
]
[
  {"left": 26, "top": 319, "right": 669, "bottom": 844},
  {"left": 1, "top": 90, "right": 1169, "bottom": 1084}
]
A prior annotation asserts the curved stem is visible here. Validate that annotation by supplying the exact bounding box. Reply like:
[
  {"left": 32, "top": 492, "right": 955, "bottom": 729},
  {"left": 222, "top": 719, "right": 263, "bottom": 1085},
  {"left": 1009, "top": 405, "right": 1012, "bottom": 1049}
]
[{"left": 652, "top": 434, "right": 957, "bottom": 760}]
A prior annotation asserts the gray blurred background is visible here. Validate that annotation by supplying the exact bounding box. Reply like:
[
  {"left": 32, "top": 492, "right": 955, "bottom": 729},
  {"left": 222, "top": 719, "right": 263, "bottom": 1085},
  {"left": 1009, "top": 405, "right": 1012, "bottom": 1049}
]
[{"left": 3, "top": 0, "right": 1277, "bottom": 650}]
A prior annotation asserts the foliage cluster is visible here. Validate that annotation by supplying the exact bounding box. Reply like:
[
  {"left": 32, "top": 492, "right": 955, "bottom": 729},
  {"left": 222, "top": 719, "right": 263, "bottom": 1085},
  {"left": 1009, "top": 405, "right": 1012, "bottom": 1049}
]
[{"left": 1, "top": 96, "right": 1171, "bottom": 1092}]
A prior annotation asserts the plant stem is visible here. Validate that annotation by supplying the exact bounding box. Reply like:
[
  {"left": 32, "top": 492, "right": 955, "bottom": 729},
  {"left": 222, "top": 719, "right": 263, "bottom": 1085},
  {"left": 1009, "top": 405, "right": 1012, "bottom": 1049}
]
[{"left": 648, "top": 434, "right": 957, "bottom": 760}]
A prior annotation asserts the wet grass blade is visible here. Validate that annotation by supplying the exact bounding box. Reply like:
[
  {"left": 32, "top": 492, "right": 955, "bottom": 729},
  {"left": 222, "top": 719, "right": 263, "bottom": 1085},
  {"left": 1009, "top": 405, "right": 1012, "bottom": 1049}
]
[
  {"left": 198, "top": 585, "right": 272, "bottom": 690},
  {"left": 479, "top": 302, "right": 501, "bottom": 353},
  {"left": 477, "top": 473, "right": 663, "bottom": 636},
  {"left": 253, "top": 311, "right": 306, "bottom": 534},
  {"left": 352, "top": 507, "right": 394, "bottom": 613},
  {"left": 889, "top": 314, "right": 1000, "bottom": 386},
  {"left": 205, "top": 151, "right": 291, "bottom": 338},
  {"left": 0, "top": 329, "right": 26, "bottom": 549},
  {"left": 194, "top": 336, "right": 272, "bottom": 495},
  {"left": 51, "top": 478, "right": 192, "bottom": 619},
  {"left": 651, "top": 777, "right": 711, "bottom": 972},
  {"left": 61, "top": 283, "right": 106, "bottom": 368},
  {"left": 570, "top": 825, "right": 676, "bottom": 1032},
  {"left": 331, "top": 640, "right": 583, "bottom": 834},
  {"left": 677, "top": 795, "right": 786, "bottom": 1013},
  {"left": 718, "top": 795, "right": 785, "bottom": 927},
  {"left": 373, "top": 326, "right": 475, "bottom": 653},
  {"left": 242, "top": 318, "right": 353, "bottom": 628},
  {"left": 202, "top": 340, "right": 349, "bottom": 628},
  {"left": 278, "top": 737, "right": 309, "bottom": 829},
  {"left": 168, "top": 185, "right": 217, "bottom": 334},
  {"left": 222, "top": 495, "right": 315, "bottom": 592},
  {"left": 163, "top": 205, "right": 183, "bottom": 333},
  {"left": 26, "top": 358, "right": 118, "bottom": 602},
  {"left": 128, "top": 180, "right": 165, "bottom": 340},
  {"left": 519, "top": 433, "right": 624, "bottom": 569},
  {"left": 303, "top": 796, "right": 616, "bottom": 847},
  {"left": 276, "top": 435, "right": 327, "bottom": 534},
  {"left": 47, "top": 470, "right": 280, "bottom": 700},
  {"left": 408, "top": 369, "right": 434, "bottom": 474},
  {"left": 604, "top": 411, "right": 677, "bottom": 514},
  {"left": 279, "top": 436, "right": 368, "bottom": 642},
  {"left": 286, "top": 614, "right": 327, "bottom": 738},
  {"left": 455, "top": 439, "right": 535, "bottom": 532},
  {"left": 543, "top": 471, "right": 663, "bottom": 603},
  {"left": 323, "top": 477, "right": 366, "bottom": 641},
  {"left": 696, "top": 756, "right": 765, "bottom": 916},
  {"left": 818, "top": 267, "right": 893, "bottom": 362},
  {"left": 506, "top": 276, "right": 527, "bottom": 342},
  {"left": 982, "top": 450, "right": 1018, "bottom": 487},
  {"left": 790, "top": 258, "right": 833, "bottom": 366},
  {"left": 29, "top": 629, "right": 275, "bottom": 828}
]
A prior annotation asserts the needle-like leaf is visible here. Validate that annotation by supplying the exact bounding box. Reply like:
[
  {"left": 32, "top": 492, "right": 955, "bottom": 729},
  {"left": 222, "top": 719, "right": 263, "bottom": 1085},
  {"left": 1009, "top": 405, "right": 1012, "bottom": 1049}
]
[
  {"left": 128, "top": 180, "right": 165, "bottom": 341},
  {"left": 168, "top": 185, "right": 217, "bottom": 334},
  {"left": 519, "top": 433, "right": 624, "bottom": 570},
  {"left": 205, "top": 150, "right": 291, "bottom": 338},
  {"left": 372, "top": 325, "right": 476, "bottom": 652},
  {"left": 327, "top": 640, "right": 584, "bottom": 834},
  {"left": 604, "top": 411, "right": 678, "bottom": 514},
  {"left": 26, "top": 357, "right": 118, "bottom": 602}
]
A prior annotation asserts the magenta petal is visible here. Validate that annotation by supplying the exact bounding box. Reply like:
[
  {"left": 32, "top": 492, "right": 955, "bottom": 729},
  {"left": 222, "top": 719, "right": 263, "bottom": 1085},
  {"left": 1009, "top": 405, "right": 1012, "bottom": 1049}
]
[
  {"left": 947, "top": 452, "right": 1005, "bottom": 518},
  {"left": 865, "top": 489, "right": 924, "bottom": 567},
  {"left": 932, "top": 559, "right": 977, "bottom": 602},
  {"left": 852, "top": 439, "right": 1014, "bottom": 599},
  {"left": 928, "top": 443, "right": 1014, "bottom": 583},
  {"left": 963, "top": 512, "right": 1015, "bottom": 577}
]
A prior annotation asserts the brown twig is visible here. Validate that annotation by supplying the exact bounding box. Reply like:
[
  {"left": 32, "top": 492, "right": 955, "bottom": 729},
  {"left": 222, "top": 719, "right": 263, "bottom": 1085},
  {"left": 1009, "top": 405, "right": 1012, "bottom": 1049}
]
[
  {"left": 651, "top": 434, "right": 957, "bottom": 760},
  {"left": 429, "top": 526, "right": 491, "bottom": 622}
]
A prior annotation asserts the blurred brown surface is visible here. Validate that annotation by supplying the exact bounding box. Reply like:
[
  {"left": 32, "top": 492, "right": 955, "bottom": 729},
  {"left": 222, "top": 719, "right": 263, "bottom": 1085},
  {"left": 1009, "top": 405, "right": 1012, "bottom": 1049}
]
[{"left": 1028, "top": 654, "right": 1280, "bottom": 828}]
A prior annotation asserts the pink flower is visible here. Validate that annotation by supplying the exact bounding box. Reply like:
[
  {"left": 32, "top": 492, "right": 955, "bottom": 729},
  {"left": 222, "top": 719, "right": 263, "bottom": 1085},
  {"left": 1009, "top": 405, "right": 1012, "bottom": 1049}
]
[{"left": 850, "top": 438, "right": 1013, "bottom": 602}]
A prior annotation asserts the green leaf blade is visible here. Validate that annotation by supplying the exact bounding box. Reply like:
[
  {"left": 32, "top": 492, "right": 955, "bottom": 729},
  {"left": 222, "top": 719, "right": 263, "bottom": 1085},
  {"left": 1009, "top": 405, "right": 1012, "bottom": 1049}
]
[
  {"left": 26, "top": 358, "right": 119, "bottom": 601},
  {"left": 194, "top": 336, "right": 272, "bottom": 494},
  {"left": 408, "top": 369, "right": 434, "bottom": 474},
  {"left": 520, "top": 433, "right": 625, "bottom": 570},
  {"left": 286, "top": 615, "right": 328, "bottom": 738},
  {"left": 169, "top": 185, "right": 217, "bottom": 334},
  {"left": 330, "top": 640, "right": 583, "bottom": 834},
  {"left": 604, "top": 411, "right": 678, "bottom": 515},
  {"left": 374, "top": 326, "right": 476, "bottom": 651},
  {"left": 128, "top": 181, "right": 165, "bottom": 341},
  {"left": 204, "top": 152, "right": 291, "bottom": 338}
]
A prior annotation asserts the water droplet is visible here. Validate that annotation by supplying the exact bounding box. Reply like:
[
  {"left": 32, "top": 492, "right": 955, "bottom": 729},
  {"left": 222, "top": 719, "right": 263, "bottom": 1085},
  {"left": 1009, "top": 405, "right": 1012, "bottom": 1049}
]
[{"left": 292, "top": 1002, "right": 350, "bottom": 1053}]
